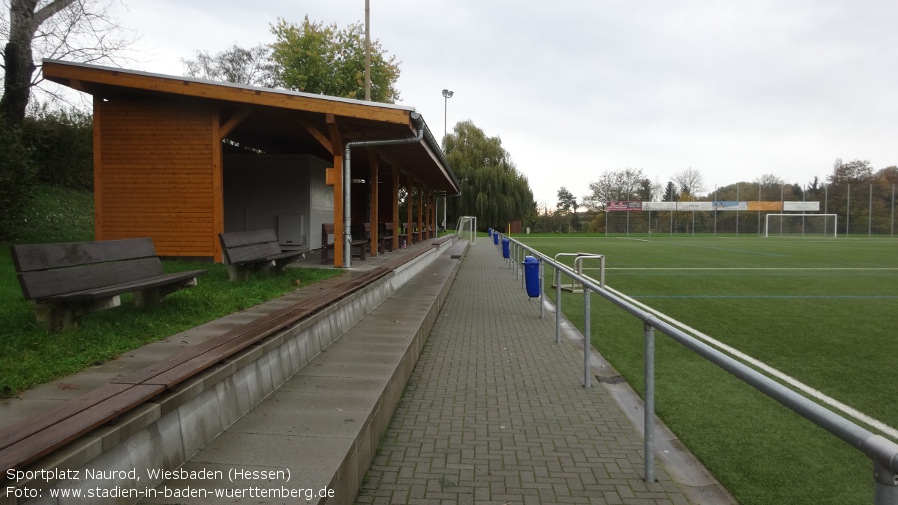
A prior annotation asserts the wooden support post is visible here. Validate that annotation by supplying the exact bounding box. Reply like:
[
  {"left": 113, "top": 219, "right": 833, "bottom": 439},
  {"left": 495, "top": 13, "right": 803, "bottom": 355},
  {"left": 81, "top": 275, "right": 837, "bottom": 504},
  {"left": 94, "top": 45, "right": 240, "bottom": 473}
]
[
  {"left": 327, "top": 114, "right": 344, "bottom": 267},
  {"left": 417, "top": 185, "right": 424, "bottom": 242},
  {"left": 370, "top": 152, "right": 379, "bottom": 257},
  {"left": 392, "top": 167, "right": 400, "bottom": 250}
]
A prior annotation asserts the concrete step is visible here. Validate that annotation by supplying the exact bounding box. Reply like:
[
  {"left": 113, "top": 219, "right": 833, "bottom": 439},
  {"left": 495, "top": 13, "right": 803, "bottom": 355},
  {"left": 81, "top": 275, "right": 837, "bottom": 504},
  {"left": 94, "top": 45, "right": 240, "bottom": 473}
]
[{"left": 136, "top": 240, "right": 469, "bottom": 505}]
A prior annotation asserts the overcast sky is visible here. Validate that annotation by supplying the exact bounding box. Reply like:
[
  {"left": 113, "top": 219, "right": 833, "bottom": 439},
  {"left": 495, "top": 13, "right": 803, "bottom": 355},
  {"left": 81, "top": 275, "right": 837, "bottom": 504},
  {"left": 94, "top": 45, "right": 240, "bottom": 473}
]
[{"left": 105, "top": 0, "right": 898, "bottom": 209}]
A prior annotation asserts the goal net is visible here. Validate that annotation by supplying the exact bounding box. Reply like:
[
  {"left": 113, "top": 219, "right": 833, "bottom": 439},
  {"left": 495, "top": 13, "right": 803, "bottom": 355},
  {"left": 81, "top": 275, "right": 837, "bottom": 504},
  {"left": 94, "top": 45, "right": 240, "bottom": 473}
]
[
  {"left": 456, "top": 216, "right": 477, "bottom": 243},
  {"left": 764, "top": 214, "right": 838, "bottom": 237}
]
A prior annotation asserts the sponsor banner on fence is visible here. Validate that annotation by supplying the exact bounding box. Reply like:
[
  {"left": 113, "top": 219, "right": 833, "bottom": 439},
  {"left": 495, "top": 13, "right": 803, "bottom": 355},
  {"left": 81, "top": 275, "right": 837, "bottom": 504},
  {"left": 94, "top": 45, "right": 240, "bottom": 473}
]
[
  {"left": 747, "top": 201, "right": 783, "bottom": 211},
  {"left": 607, "top": 201, "right": 643, "bottom": 211},
  {"left": 784, "top": 201, "right": 821, "bottom": 212},
  {"left": 712, "top": 201, "right": 747, "bottom": 211},
  {"left": 642, "top": 201, "right": 677, "bottom": 211},
  {"left": 677, "top": 201, "right": 713, "bottom": 211}
]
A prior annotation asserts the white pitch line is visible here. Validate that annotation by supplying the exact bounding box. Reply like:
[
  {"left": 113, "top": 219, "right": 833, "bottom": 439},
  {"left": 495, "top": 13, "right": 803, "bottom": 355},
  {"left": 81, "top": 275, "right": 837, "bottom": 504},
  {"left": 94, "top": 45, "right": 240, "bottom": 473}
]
[{"left": 598, "top": 282, "right": 898, "bottom": 441}]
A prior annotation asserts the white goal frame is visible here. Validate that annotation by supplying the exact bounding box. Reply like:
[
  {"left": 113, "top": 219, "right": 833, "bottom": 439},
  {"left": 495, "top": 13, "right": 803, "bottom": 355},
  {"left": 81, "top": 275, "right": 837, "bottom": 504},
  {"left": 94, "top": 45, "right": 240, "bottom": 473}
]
[
  {"left": 764, "top": 213, "right": 837, "bottom": 238},
  {"left": 456, "top": 216, "right": 477, "bottom": 243}
]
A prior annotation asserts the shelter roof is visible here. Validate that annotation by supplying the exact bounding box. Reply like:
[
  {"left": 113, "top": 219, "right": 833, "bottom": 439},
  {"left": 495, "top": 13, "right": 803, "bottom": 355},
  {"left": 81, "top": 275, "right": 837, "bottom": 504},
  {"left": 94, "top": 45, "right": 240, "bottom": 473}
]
[{"left": 41, "top": 59, "right": 460, "bottom": 195}]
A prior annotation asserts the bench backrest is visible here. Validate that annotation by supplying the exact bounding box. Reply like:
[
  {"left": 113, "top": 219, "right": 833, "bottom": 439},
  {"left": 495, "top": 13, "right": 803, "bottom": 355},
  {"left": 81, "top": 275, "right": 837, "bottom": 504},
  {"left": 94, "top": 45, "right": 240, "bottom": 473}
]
[
  {"left": 11, "top": 238, "right": 165, "bottom": 300},
  {"left": 322, "top": 223, "right": 334, "bottom": 244},
  {"left": 219, "top": 229, "right": 282, "bottom": 264}
]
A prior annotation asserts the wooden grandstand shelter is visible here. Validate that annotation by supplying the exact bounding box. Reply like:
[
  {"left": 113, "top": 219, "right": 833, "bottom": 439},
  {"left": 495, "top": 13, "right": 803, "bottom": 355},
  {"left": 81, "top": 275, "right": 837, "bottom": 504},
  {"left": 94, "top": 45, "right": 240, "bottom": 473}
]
[{"left": 41, "top": 59, "right": 460, "bottom": 266}]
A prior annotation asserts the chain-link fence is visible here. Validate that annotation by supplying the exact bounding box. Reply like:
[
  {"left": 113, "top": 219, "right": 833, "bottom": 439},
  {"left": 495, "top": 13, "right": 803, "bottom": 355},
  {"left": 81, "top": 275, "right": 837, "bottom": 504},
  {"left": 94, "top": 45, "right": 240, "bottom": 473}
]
[{"left": 603, "top": 183, "right": 897, "bottom": 236}]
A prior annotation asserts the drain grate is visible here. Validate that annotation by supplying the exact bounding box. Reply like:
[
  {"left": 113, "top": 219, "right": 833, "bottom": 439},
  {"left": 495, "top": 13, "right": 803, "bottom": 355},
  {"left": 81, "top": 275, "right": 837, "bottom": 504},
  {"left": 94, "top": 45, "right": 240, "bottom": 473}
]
[{"left": 595, "top": 375, "right": 625, "bottom": 384}]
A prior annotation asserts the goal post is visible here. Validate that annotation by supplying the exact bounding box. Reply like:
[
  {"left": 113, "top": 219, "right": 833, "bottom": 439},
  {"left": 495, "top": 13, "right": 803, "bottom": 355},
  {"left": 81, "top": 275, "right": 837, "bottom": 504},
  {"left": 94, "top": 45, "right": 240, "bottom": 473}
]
[
  {"left": 764, "top": 213, "right": 838, "bottom": 238},
  {"left": 456, "top": 216, "right": 477, "bottom": 243}
]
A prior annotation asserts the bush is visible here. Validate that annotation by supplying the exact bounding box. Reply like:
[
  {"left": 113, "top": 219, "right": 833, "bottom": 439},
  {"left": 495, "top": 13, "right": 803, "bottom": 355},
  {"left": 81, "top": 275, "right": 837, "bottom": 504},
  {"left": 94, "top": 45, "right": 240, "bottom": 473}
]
[
  {"left": 20, "top": 104, "right": 93, "bottom": 190},
  {"left": 0, "top": 120, "right": 37, "bottom": 240}
]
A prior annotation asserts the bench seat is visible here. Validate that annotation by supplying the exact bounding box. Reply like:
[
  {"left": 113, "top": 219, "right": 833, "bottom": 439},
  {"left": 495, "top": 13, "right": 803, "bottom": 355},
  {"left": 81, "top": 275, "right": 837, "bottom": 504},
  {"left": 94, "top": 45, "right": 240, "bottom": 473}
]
[
  {"left": 321, "top": 223, "right": 369, "bottom": 264},
  {"left": 219, "top": 229, "right": 306, "bottom": 281},
  {"left": 11, "top": 238, "right": 206, "bottom": 330}
]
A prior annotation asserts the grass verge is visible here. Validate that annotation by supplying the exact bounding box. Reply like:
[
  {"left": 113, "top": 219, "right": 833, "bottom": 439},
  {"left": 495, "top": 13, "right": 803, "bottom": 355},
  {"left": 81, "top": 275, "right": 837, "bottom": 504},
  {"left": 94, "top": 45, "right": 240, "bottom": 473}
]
[
  {"left": 0, "top": 251, "right": 341, "bottom": 397},
  {"left": 1, "top": 185, "right": 344, "bottom": 397},
  {"left": 521, "top": 235, "right": 897, "bottom": 505}
]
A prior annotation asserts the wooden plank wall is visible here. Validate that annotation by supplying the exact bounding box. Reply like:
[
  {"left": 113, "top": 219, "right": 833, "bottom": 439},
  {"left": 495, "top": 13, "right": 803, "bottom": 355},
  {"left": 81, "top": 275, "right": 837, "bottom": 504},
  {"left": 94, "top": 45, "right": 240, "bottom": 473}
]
[{"left": 96, "top": 99, "right": 217, "bottom": 258}]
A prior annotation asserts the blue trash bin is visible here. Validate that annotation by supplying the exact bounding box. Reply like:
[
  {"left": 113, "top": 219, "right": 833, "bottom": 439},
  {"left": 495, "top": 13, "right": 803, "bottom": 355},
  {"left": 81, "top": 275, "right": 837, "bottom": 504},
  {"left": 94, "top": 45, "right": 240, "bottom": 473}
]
[
  {"left": 488, "top": 228, "right": 493, "bottom": 237},
  {"left": 502, "top": 237, "right": 510, "bottom": 259},
  {"left": 523, "top": 256, "right": 540, "bottom": 298},
  {"left": 493, "top": 232, "right": 499, "bottom": 245}
]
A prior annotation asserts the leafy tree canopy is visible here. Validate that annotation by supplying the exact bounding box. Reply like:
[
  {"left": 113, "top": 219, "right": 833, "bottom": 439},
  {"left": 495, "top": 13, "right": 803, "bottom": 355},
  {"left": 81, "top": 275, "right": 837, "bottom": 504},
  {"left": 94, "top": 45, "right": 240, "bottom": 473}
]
[
  {"left": 445, "top": 120, "right": 535, "bottom": 229},
  {"left": 582, "top": 167, "right": 650, "bottom": 210},
  {"left": 269, "top": 16, "right": 400, "bottom": 102},
  {"left": 556, "top": 187, "right": 577, "bottom": 214}
]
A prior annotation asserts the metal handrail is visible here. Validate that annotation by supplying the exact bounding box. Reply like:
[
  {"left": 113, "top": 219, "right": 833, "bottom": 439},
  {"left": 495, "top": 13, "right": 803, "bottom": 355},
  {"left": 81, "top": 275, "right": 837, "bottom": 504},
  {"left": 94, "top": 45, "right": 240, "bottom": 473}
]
[{"left": 499, "top": 233, "right": 898, "bottom": 503}]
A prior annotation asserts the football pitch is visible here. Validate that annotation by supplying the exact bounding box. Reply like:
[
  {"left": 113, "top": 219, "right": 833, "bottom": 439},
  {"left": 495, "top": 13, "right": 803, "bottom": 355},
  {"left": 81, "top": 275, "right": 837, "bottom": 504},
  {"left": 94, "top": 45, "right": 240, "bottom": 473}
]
[{"left": 517, "top": 235, "right": 898, "bottom": 505}]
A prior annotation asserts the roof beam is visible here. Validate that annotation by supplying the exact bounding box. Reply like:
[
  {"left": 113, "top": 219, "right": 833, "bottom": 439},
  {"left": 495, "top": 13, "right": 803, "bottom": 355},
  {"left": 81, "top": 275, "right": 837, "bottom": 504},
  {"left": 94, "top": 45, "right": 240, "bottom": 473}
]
[
  {"left": 42, "top": 60, "right": 411, "bottom": 125},
  {"left": 219, "top": 106, "right": 253, "bottom": 138},
  {"left": 299, "top": 116, "right": 333, "bottom": 155}
]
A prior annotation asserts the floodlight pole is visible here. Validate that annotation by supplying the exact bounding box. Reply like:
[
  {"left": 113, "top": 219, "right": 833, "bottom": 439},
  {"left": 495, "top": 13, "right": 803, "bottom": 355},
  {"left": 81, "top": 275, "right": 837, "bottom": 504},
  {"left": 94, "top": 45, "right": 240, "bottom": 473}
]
[
  {"left": 441, "top": 88, "right": 453, "bottom": 230},
  {"left": 364, "top": 0, "right": 371, "bottom": 100}
]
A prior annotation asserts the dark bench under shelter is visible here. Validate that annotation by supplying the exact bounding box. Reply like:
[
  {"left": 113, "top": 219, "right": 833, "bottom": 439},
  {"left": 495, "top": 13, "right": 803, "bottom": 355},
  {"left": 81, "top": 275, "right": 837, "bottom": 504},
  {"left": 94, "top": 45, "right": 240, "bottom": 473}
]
[
  {"left": 11, "top": 238, "right": 207, "bottom": 330},
  {"left": 219, "top": 229, "right": 306, "bottom": 281},
  {"left": 321, "top": 223, "right": 369, "bottom": 264}
]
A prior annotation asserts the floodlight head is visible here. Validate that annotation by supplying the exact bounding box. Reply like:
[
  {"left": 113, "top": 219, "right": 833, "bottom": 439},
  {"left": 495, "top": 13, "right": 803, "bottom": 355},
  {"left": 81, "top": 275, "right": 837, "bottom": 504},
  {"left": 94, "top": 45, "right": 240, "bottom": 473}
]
[{"left": 442, "top": 89, "right": 454, "bottom": 98}]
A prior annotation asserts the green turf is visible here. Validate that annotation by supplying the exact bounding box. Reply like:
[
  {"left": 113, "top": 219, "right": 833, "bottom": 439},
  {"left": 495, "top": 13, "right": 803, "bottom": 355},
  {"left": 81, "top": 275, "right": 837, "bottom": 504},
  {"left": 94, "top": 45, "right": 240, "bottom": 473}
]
[{"left": 517, "top": 235, "right": 898, "bottom": 505}]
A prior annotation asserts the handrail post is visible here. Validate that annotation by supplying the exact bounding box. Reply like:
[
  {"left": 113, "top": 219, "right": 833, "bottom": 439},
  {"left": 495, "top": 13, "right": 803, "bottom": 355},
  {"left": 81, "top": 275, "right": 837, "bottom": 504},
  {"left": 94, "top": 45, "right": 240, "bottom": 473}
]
[
  {"left": 874, "top": 461, "right": 898, "bottom": 504},
  {"left": 539, "top": 258, "right": 545, "bottom": 319},
  {"left": 644, "top": 321, "right": 656, "bottom": 484},
  {"left": 555, "top": 267, "right": 562, "bottom": 344},
  {"left": 583, "top": 287, "right": 591, "bottom": 388}
]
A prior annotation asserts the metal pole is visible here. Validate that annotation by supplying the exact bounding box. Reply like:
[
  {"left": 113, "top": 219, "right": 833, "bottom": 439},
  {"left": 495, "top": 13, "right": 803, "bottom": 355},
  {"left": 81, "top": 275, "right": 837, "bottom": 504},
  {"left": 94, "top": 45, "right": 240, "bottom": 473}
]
[
  {"left": 364, "top": 0, "right": 370, "bottom": 100},
  {"left": 874, "top": 461, "right": 898, "bottom": 504},
  {"left": 847, "top": 183, "right": 851, "bottom": 237},
  {"left": 583, "top": 288, "right": 591, "bottom": 388},
  {"left": 555, "top": 268, "right": 562, "bottom": 344},
  {"left": 644, "top": 321, "right": 656, "bottom": 484},
  {"left": 539, "top": 259, "right": 545, "bottom": 319},
  {"left": 869, "top": 184, "right": 873, "bottom": 237}
]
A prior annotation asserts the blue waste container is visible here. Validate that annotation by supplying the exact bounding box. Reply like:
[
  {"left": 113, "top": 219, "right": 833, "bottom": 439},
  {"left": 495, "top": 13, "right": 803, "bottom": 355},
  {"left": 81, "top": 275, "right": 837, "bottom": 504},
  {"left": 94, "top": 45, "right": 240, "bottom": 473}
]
[
  {"left": 523, "top": 256, "right": 540, "bottom": 298},
  {"left": 488, "top": 228, "right": 493, "bottom": 237},
  {"left": 493, "top": 232, "right": 499, "bottom": 245},
  {"left": 502, "top": 237, "right": 510, "bottom": 259}
]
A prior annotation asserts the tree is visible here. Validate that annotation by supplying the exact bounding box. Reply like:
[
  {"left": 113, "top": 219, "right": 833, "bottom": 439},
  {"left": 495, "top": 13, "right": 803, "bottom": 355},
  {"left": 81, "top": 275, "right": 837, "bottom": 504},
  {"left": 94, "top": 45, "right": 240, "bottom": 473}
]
[
  {"left": 663, "top": 181, "right": 679, "bottom": 202},
  {"left": 556, "top": 186, "right": 580, "bottom": 232},
  {"left": 755, "top": 173, "right": 784, "bottom": 200},
  {"left": 445, "top": 120, "right": 535, "bottom": 229},
  {"left": 828, "top": 159, "right": 874, "bottom": 185},
  {"left": 1, "top": 0, "right": 132, "bottom": 127},
  {"left": 182, "top": 44, "right": 275, "bottom": 87},
  {"left": 269, "top": 16, "right": 400, "bottom": 102},
  {"left": 671, "top": 167, "right": 706, "bottom": 196},
  {"left": 556, "top": 187, "right": 576, "bottom": 214},
  {"left": 582, "top": 167, "right": 650, "bottom": 210}
]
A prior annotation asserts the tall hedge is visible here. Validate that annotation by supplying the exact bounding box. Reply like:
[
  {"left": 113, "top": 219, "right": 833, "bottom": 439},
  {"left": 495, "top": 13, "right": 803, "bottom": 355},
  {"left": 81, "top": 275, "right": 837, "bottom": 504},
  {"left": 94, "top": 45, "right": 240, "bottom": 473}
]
[{"left": 0, "top": 120, "right": 37, "bottom": 240}]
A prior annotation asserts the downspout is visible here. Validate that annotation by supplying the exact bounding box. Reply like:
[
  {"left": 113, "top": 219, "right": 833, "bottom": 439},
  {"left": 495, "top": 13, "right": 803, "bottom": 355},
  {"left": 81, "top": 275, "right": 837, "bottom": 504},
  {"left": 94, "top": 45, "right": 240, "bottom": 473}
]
[{"left": 342, "top": 111, "right": 425, "bottom": 268}]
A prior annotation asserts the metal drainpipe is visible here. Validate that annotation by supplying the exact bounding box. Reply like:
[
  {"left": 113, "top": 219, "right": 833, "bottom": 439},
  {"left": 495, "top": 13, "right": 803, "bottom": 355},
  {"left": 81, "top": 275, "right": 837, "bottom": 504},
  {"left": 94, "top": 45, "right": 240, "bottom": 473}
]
[{"left": 342, "top": 112, "right": 425, "bottom": 268}]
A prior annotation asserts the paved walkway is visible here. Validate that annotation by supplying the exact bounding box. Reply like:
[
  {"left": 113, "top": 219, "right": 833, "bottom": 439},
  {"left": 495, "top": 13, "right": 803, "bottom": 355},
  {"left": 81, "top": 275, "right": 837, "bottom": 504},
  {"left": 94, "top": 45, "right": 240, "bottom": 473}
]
[{"left": 355, "top": 239, "right": 695, "bottom": 505}]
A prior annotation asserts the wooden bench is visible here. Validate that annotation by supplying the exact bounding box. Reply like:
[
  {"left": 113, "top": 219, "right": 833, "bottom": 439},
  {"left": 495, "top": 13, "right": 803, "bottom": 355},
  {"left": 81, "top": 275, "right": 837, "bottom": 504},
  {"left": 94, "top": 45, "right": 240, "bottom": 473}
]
[
  {"left": 321, "top": 223, "right": 368, "bottom": 264},
  {"left": 219, "top": 229, "right": 306, "bottom": 281},
  {"left": 379, "top": 222, "right": 394, "bottom": 253},
  {"left": 10, "top": 238, "right": 207, "bottom": 330}
]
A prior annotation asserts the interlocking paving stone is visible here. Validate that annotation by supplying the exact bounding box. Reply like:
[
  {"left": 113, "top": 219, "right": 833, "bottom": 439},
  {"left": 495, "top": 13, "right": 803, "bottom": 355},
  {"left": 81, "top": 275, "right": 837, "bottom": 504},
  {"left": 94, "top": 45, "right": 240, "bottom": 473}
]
[{"left": 356, "top": 240, "right": 693, "bottom": 504}]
